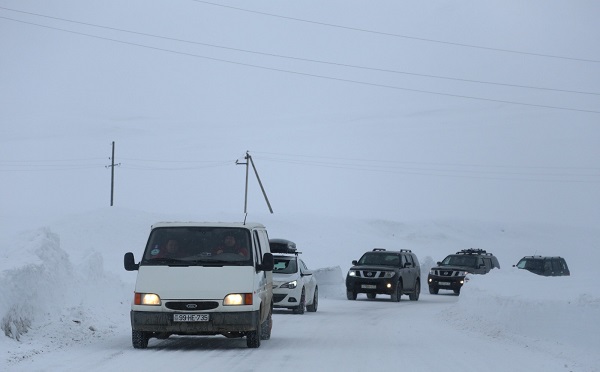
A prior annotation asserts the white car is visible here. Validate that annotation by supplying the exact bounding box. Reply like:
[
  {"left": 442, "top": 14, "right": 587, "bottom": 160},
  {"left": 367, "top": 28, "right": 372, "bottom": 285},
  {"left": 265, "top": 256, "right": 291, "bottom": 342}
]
[{"left": 270, "top": 239, "right": 318, "bottom": 314}]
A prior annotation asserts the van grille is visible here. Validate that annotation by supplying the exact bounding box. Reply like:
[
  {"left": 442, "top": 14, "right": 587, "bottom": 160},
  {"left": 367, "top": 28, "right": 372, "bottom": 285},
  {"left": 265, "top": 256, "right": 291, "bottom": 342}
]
[{"left": 165, "top": 301, "right": 219, "bottom": 311}]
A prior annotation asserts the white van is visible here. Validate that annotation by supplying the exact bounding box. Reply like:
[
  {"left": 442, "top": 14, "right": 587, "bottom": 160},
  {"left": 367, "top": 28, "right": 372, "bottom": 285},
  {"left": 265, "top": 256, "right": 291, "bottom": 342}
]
[{"left": 124, "top": 222, "right": 274, "bottom": 348}]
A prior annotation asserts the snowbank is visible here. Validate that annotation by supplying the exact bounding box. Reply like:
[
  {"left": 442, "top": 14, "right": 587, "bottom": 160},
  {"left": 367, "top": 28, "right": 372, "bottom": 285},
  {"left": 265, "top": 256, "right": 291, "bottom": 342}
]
[{"left": 447, "top": 268, "right": 600, "bottom": 365}]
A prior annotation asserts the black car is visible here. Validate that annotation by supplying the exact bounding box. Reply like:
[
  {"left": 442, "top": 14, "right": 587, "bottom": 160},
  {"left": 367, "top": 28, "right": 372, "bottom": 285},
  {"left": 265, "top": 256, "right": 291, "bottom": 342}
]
[
  {"left": 514, "top": 256, "right": 570, "bottom": 276},
  {"left": 428, "top": 248, "right": 500, "bottom": 295},
  {"left": 346, "top": 248, "right": 421, "bottom": 302}
]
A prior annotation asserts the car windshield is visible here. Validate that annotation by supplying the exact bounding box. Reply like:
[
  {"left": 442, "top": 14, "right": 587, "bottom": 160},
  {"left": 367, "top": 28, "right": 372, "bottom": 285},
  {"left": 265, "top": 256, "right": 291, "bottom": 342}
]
[
  {"left": 141, "top": 226, "right": 253, "bottom": 266},
  {"left": 358, "top": 253, "right": 400, "bottom": 266},
  {"left": 441, "top": 255, "right": 478, "bottom": 268},
  {"left": 273, "top": 257, "right": 297, "bottom": 274}
]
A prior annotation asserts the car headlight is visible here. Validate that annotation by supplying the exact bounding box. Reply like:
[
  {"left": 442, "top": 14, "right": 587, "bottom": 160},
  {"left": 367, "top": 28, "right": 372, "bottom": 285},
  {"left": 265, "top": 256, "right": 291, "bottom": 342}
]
[
  {"left": 134, "top": 293, "right": 161, "bottom": 306},
  {"left": 348, "top": 270, "right": 357, "bottom": 277},
  {"left": 223, "top": 293, "right": 253, "bottom": 305},
  {"left": 280, "top": 280, "right": 298, "bottom": 289},
  {"left": 382, "top": 271, "right": 395, "bottom": 278}
]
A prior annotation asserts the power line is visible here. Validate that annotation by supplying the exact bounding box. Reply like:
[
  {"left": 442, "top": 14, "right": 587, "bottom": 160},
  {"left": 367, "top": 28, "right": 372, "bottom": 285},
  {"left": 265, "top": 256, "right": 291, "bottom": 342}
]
[
  {"left": 0, "top": 6, "right": 597, "bottom": 96},
  {"left": 191, "top": 0, "right": 600, "bottom": 64},
  {"left": 1, "top": 16, "right": 599, "bottom": 114},
  {"left": 251, "top": 153, "right": 600, "bottom": 183},
  {"left": 250, "top": 151, "right": 600, "bottom": 172}
]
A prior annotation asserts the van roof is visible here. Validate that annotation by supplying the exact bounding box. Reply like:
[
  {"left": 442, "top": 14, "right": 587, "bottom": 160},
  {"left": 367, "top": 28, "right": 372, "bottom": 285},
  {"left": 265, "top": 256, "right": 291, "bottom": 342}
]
[{"left": 150, "top": 221, "right": 266, "bottom": 230}]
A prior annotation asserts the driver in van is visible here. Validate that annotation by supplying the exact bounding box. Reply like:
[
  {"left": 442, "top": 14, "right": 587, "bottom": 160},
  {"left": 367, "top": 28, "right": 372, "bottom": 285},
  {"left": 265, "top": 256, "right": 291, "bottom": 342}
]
[{"left": 214, "top": 234, "right": 249, "bottom": 257}]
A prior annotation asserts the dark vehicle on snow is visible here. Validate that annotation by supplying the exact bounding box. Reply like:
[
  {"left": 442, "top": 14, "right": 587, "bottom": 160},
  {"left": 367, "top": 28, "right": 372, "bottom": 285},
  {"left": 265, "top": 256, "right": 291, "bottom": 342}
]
[
  {"left": 346, "top": 248, "right": 421, "bottom": 302},
  {"left": 514, "top": 256, "right": 570, "bottom": 276},
  {"left": 428, "top": 248, "right": 500, "bottom": 295}
]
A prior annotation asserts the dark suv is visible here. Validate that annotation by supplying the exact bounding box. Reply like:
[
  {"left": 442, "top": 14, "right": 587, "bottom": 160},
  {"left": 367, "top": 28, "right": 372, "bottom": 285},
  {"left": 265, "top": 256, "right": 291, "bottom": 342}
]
[
  {"left": 514, "top": 256, "right": 570, "bottom": 276},
  {"left": 346, "top": 248, "right": 421, "bottom": 302},
  {"left": 428, "top": 248, "right": 500, "bottom": 295}
]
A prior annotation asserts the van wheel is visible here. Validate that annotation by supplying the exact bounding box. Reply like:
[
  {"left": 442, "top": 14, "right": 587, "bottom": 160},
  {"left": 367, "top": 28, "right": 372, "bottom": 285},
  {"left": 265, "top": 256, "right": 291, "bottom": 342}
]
[
  {"left": 409, "top": 280, "right": 420, "bottom": 301},
  {"left": 247, "top": 311, "right": 262, "bottom": 348},
  {"left": 293, "top": 288, "right": 306, "bottom": 314},
  {"left": 260, "top": 306, "right": 273, "bottom": 340},
  {"left": 306, "top": 287, "right": 318, "bottom": 312},
  {"left": 246, "top": 329, "right": 261, "bottom": 348},
  {"left": 132, "top": 330, "right": 149, "bottom": 349}
]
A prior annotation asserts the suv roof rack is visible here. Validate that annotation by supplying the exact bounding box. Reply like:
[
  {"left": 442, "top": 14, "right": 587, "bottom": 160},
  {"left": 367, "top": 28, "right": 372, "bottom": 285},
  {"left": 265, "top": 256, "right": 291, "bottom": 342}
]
[
  {"left": 269, "top": 238, "right": 300, "bottom": 255},
  {"left": 456, "top": 248, "right": 490, "bottom": 256},
  {"left": 372, "top": 248, "right": 386, "bottom": 252},
  {"left": 399, "top": 249, "right": 412, "bottom": 253}
]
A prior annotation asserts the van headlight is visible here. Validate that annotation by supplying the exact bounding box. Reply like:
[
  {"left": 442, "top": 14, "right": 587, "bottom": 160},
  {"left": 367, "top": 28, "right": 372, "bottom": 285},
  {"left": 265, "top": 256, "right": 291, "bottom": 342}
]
[
  {"left": 223, "top": 293, "right": 253, "bottom": 305},
  {"left": 134, "top": 293, "right": 161, "bottom": 306},
  {"left": 280, "top": 280, "right": 297, "bottom": 289}
]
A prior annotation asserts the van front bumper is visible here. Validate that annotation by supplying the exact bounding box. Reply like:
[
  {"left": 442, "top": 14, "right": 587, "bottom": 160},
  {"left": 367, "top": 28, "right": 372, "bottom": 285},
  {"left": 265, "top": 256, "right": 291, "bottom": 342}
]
[{"left": 131, "top": 310, "right": 259, "bottom": 334}]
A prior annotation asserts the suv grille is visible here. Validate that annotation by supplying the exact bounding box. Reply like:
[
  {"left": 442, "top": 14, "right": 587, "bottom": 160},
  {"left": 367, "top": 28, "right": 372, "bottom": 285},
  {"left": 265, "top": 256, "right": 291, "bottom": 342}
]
[
  {"left": 354, "top": 270, "right": 387, "bottom": 278},
  {"left": 430, "top": 269, "right": 463, "bottom": 277}
]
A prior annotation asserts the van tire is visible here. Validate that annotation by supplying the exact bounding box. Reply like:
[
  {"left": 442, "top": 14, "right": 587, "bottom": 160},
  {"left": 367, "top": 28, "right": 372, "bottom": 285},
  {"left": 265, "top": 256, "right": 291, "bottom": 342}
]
[
  {"left": 247, "top": 310, "right": 262, "bottom": 348},
  {"left": 247, "top": 329, "right": 261, "bottom": 348},
  {"left": 132, "top": 330, "right": 149, "bottom": 349},
  {"left": 260, "top": 306, "right": 273, "bottom": 340}
]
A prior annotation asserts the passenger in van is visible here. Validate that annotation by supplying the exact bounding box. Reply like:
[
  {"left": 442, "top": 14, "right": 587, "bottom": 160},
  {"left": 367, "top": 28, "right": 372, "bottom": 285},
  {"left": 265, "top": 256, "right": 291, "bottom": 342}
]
[
  {"left": 153, "top": 238, "right": 185, "bottom": 259},
  {"left": 214, "top": 234, "right": 249, "bottom": 257}
]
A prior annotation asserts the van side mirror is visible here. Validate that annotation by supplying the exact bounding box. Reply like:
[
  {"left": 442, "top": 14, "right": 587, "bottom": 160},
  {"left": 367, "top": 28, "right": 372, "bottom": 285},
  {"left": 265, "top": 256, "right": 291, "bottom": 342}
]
[
  {"left": 257, "top": 252, "right": 274, "bottom": 272},
  {"left": 124, "top": 252, "right": 139, "bottom": 271}
]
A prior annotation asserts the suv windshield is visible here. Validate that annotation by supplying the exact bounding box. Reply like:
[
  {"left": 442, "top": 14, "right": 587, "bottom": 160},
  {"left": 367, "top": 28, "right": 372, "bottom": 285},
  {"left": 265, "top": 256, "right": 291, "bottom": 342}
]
[
  {"left": 141, "top": 226, "right": 252, "bottom": 266},
  {"left": 358, "top": 253, "right": 401, "bottom": 266},
  {"left": 517, "top": 258, "right": 543, "bottom": 270},
  {"left": 441, "top": 255, "right": 478, "bottom": 268}
]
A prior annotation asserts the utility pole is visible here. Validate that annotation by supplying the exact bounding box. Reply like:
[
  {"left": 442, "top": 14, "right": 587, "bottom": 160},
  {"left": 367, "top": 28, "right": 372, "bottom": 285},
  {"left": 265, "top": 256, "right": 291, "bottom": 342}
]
[
  {"left": 236, "top": 151, "right": 273, "bottom": 218},
  {"left": 106, "top": 141, "right": 121, "bottom": 206}
]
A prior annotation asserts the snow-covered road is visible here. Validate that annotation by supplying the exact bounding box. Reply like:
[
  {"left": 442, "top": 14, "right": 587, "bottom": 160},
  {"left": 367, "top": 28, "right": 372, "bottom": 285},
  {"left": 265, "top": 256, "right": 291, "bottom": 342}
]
[{"left": 6, "top": 292, "right": 591, "bottom": 372}]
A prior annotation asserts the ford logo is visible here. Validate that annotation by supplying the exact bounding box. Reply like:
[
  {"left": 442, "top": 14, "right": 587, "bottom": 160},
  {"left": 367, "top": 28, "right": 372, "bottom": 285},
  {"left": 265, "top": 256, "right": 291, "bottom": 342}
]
[{"left": 186, "top": 304, "right": 198, "bottom": 309}]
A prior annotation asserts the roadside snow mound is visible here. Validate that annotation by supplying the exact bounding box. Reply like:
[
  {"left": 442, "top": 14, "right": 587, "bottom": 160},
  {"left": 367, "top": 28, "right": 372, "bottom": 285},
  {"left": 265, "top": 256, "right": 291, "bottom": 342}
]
[
  {"left": 0, "top": 228, "right": 130, "bottom": 363},
  {"left": 313, "top": 266, "right": 345, "bottom": 299},
  {"left": 445, "top": 268, "right": 600, "bottom": 367}
]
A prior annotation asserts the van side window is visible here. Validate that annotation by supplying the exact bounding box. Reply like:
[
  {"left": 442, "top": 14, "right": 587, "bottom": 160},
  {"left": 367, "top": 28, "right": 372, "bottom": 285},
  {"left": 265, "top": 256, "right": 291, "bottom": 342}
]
[
  {"left": 253, "top": 231, "right": 262, "bottom": 265},
  {"left": 255, "top": 229, "right": 270, "bottom": 258}
]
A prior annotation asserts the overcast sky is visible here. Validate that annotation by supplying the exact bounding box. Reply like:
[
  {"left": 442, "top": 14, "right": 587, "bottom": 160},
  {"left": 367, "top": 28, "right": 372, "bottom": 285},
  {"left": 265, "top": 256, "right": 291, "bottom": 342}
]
[{"left": 1, "top": 0, "right": 599, "bottom": 233}]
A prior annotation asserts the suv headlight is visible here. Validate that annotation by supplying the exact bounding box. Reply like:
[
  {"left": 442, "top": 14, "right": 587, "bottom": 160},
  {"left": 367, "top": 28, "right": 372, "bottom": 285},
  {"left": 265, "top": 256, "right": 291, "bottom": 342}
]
[
  {"left": 280, "top": 280, "right": 298, "bottom": 289},
  {"left": 382, "top": 271, "right": 395, "bottom": 278},
  {"left": 429, "top": 269, "right": 436, "bottom": 275},
  {"left": 457, "top": 271, "right": 469, "bottom": 277},
  {"left": 348, "top": 270, "right": 357, "bottom": 277}
]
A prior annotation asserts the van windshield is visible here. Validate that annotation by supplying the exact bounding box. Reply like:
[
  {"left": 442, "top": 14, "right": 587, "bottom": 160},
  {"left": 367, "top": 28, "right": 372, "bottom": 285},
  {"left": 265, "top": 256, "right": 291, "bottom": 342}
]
[{"left": 141, "top": 227, "right": 253, "bottom": 266}]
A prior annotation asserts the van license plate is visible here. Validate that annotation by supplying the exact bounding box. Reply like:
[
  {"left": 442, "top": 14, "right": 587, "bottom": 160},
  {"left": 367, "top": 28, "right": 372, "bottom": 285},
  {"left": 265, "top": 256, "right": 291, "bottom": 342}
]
[
  {"left": 361, "top": 284, "right": 376, "bottom": 289},
  {"left": 173, "top": 314, "right": 209, "bottom": 322}
]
